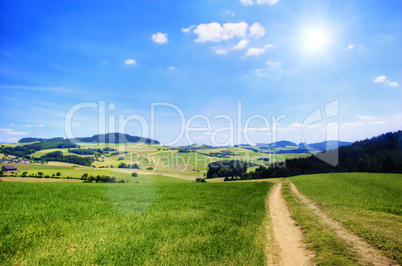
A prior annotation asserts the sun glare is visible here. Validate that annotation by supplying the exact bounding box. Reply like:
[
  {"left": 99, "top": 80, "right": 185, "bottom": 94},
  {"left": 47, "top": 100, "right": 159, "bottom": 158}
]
[{"left": 302, "top": 28, "right": 329, "bottom": 52}]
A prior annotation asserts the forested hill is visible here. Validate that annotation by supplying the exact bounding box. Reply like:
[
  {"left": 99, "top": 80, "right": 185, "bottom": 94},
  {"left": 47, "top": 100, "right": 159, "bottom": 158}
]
[
  {"left": 19, "top": 137, "right": 44, "bottom": 143},
  {"left": 244, "top": 130, "right": 402, "bottom": 179},
  {"left": 76, "top": 133, "right": 159, "bottom": 145}
]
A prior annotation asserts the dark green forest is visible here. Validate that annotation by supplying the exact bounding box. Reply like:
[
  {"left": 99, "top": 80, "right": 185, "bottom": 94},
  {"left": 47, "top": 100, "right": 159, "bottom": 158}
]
[
  {"left": 76, "top": 133, "right": 159, "bottom": 144},
  {"left": 206, "top": 160, "right": 252, "bottom": 179},
  {"left": 41, "top": 151, "right": 94, "bottom": 167},
  {"left": 0, "top": 138, "right": 78, "bottom": 158},
  {"left": 240, "top": 130, "right": 402, "bottom": 180}
]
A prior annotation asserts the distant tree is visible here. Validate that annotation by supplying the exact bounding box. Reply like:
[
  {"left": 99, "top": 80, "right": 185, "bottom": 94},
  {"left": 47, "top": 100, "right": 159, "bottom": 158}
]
[
  {"left": 131, "top": 172, "right": 138, "bottom": 177},
  {"left": 56, "top": 172, "right": 61, "bottom": 177},
  {"left": 21, "top": 171, "right": 28, "bottom": 177},
  {"left": 37, "top": 172, "right": 44, "bottom": 178},
  {"left": 0, "top": 171, "right": 4, "bottom": 177}
]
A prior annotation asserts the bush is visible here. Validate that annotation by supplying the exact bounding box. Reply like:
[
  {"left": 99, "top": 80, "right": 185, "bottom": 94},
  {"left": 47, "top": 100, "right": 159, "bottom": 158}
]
[
  {"left": 146, "top": 167, "right": 153, "bottom": 171},
  {"left": 195, "top": 178, "right": 206, "bottom": 183},
  {"left": 44, "top": 175, "right": 50, "bottom": 178},
  {"left": 131, "top": 172, "right": 138, "bottom": 177}
]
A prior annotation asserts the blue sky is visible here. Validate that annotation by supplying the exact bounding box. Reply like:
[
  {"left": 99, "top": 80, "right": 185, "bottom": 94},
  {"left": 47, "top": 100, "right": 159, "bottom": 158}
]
[{"left": 0, "top": 0, "right": 401, "bottom": 145}]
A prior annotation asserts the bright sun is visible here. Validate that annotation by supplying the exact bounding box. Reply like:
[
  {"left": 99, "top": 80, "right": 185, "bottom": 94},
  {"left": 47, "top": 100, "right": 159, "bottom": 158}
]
[{"left": 302, "top": 28, "right": 329, "bottom": 52}]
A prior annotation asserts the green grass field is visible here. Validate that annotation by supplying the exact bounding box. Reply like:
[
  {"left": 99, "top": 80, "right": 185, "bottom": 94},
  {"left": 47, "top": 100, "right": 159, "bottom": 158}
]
[
  {"left": 6, "top": 163, "right": 188, "bottom": 183},
  {"left": 290, "top": 173, "right": 402, "bottom": 263},
  {"left": 0, "top": 181, "right": 273, "bottom": 264}
]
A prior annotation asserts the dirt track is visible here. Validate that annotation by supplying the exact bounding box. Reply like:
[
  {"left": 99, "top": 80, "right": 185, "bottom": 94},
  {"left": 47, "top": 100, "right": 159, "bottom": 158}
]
[
  {"left": 289, "top": 182, "right": 395, "bottom": 266},
  {"left": 269, "top": 182, "right": 313, "bottom": 265}
]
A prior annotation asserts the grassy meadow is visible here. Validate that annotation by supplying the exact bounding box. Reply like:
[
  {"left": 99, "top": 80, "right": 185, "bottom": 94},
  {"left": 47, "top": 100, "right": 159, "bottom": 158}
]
[
  {"left": 0, "top": 181, "right": 273, "bottom": 264},
  {"left": 3, "top": 163, "right": 187, "bottom": 183},
  {"left": 290, "top": 173, "right": 402, "bottom": 263}
]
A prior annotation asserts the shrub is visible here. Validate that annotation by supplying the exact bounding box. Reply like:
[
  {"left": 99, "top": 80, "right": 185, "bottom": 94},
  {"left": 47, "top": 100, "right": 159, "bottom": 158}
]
[
  {"left": 44, "top": 175, "right": 50, "bottom": 178},
  {"left": 195, "top": 178, "right": 206, "bottom": 183},
  {"left": 131, "top": 172, "right": 138, "bottom": 177}
]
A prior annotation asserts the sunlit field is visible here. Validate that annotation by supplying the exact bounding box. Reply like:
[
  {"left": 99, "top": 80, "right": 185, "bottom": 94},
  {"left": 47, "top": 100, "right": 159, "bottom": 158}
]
[{"left": 0, "top": 181, "right": 272, "bottom": 264}]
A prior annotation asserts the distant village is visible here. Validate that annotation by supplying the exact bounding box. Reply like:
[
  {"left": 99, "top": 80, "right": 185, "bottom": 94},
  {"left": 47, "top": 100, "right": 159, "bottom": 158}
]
[{"left": 0, "top": 158, "right": 32, "bottom": 164}]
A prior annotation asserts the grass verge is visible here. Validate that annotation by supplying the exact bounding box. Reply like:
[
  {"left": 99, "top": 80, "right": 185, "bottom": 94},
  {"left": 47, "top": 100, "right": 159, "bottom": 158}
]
[{"left": 290, "top": 173, "right": 402, "bottom": 263}]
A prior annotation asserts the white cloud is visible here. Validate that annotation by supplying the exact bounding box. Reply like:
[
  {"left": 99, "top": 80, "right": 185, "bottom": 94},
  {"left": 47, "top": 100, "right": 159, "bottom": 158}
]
[
  {"left": 0, "top": 128, "right": 28, "bottom": 135},
  {"left": 223, "top": 10, "right": 236, "bottom": 16},
  {"left": 124, "top": 59, "right": 137, "bottom": 65},
  {"left": 373, "top": 75, "right": 386, "bottom": 83},
  {"left": 152, "top": 32, "right": 168, "bottom": 44},
  {"left": 194, "top": 22, "right": 249, "bottom": 42},
  {"left": 342, "top": 122, "right": 364, "bottom": 128},
  {"left": 240, "top": 0, "right": 253, "bottom": 5},
  {"left": 192, "top": 22, "right": 265, "bottom": 43},
  {"left": 233, "top": 39, "right": 249, "bottom": 50},
  {"left": 249, "top": 23, "right": 266, "bottom": 39},
  {"left": 254, "top": 60, "right": 282, "bottom": 78},
  {"left": 10, "top": 124, "right": 43, "bottom": 128},
  {"left": 244, "top": 44, "right": 273, "bottom": 57},
  {"left": 255, "top": 69, "right": 268, "bottom": 77},
  {"left": 182, "top": 25, "right": 195, "bottom": 33},
  {"left": 266, "top": 60, "right": 281, "bottom": 67},
  {"left": 168, "top": 66, "right": 176, "bottom": 71},
  {"left": 356, "top": 114, "right": 377, "bottom": 121},
  {"left": 347, "top": 43, "right": 364, "bottom": 50},
  {"left": 0, "top": 85, "right": 72, "bottom": 93},
  {"left": 6, "top": 131, "right": 28, "bottom": 135},
  {"left": 373, "top": 75, "right": 399, "bottom": 87},
  {"left": 369, "top": 121, "right": 386, "bottom": 125},
  {"left": 257, "top": 0, "right": 280, "bottom": 5},
  {"left": 212, "top": 46, "right": 229, "bottom": 55},
  {"left": 241, "top": 0, "right": 280, "bottom": 5}
]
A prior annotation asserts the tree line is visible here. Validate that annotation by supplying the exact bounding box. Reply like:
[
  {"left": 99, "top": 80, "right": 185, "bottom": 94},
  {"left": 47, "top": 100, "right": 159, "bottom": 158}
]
[
  {"left": 1, "top": 138, "right": 78, "bottom": 158},
  {"left": 240, "top": 130, "right": 402, "bottom": 180},
  {"left": 41, "top": 151, "right": 94, "bottom": 167},
  {"left": 75, "top": 133, "right": 160, "bottom": 145},
  {"left": 206, "top": 160, "right": 252, "bottom": 179}
]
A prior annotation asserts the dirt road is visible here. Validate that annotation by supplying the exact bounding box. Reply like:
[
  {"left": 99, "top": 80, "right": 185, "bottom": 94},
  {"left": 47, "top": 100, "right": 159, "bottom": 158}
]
[{"left": 269, "top": 182, "right": 313, "bottom": 265}]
